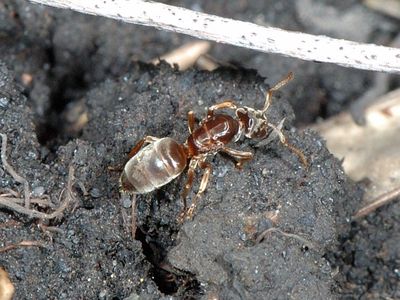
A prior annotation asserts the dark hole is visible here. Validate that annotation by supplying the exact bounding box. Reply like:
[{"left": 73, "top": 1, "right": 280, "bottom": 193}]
[
  {"left": 135, "top": 228, "right": 201, "bottom": 296},
  {"left": 36, "top": 47, "right": 88, "bottom": 152}
]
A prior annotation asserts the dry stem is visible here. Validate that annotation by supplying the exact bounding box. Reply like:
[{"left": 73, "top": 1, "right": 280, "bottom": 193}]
[{"left": 29, "top": 0, "right": 400, "bottom": 73}]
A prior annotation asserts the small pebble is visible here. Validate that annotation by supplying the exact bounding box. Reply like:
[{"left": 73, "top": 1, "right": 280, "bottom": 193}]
[
  {"left": 0, "top": 97, "right": 9, "bottom": 108},
  {"left": 72, "top": 236, "right": 80, "bottom": 244},
  {"left": 261, "top": 168, "right": 268, "bottom": 177},
  {"left": 58, "top": 260, "right": 71, "bottom": 273},
  {"left": 90, "top": 188, "right": 102, "bottom": 198},
  {"left": 320, "top": 261, "right": 332, "bottom": 274},
  {"left": 27, "top": 151, "right": 37, "bottom": 159},
  {"left": 124, "top": 293, "right": 140, "bottom": 300},
  {"left": 32, "top": 186, "right": 45, "bottom": 197},
  {"left": 121, "top": 194, "right": 132, "bottom": 208}
]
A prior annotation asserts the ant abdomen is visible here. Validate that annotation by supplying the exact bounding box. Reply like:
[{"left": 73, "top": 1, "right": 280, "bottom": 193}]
[{"left": 120, "top": 137, "right": 187, "bottom": 194}]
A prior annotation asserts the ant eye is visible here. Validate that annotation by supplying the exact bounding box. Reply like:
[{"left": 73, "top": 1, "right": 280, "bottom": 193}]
[{"left": 249, "top": 118, "right": 254, "bottom": 129}]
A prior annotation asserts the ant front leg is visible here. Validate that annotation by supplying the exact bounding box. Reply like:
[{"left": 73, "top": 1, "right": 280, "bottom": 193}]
[
  {"left": 221, "top": 147, "right": 254, "bottom": 169},
  {"left": 185, "top": 157, "right": 212, "bottom": 220},
  {"left": 267, "top": 122, "right": 308, "bottom": 168},
  {"left": 207, "top": 100, "right": 238, "bottom": 118}
]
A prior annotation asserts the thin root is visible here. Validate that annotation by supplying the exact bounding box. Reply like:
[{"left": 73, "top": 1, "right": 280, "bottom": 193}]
[
  {"left": 353, "top": 186, "right": 400, "bottom": 219},
  {"left": 37, "top": 223, "right": 64, "bottom": 234},
  {"left": 1, "top": 133, "right": 30, "bottom": 208},
  {"left": 0, "top": 133, "right": 77, "bottom": 220},
  {"left": 0, "top": 220, "right": 21, "bottom": 229},
  {"left": 256, "top": 227, "right": 318, "bottom": 250},
  {"left": 0, "top": 240, "right": 45, "bottom": 253},
  {"left": 131, "top": 194, "right": 137, "bottom": 238}
]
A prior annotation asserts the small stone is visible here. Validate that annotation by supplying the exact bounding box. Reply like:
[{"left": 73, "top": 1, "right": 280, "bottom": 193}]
[
  {"left": 120, "top": 194, "right": 132, "bottom": 208},
  {"left": 58, "top": 260, "right": 71, "bottom": 273},
  {"left": 261, "top": 168, "right": 268, "bottom": 177},
  {"left": 124, "top": 293, "right": 140, "bottom": 300},
  {"left": 27, "top": 151, "right": 37, "bottom": 159},
  {"left": 0, "top": 97, "right": 9, "bottom": 108},
  {"left": 99, "top": 290, "right": 107, "bottom": 299},
  {"left": 90, "top": 188, "right": 102, "bottom": 198},
  {"left": 72, "top": 236, "right": 80, "bottom": 244},
  {"left": 32, "top": 186, "right": 45, "bottom": 197}
]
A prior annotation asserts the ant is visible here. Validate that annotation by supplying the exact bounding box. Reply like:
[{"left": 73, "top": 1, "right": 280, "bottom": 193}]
[{"left": 120, "top": 73, "right": 307, "bottom": 222}]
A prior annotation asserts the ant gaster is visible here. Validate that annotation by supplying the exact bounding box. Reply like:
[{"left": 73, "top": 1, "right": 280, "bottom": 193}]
[{"left": 120, "top": 73, "right": 307, "bottom": 221}]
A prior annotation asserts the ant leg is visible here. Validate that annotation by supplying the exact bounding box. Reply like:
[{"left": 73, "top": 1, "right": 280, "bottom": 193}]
[
  {"left": 177, "top": 158, "right": 198, "bottom": 222},
  {"left": 109, "top": 136, "right": 160, "bottom": 172},
  {"left": 221, "top": 147, "right": 254, "bottom": 169},
  {"left": 267, "top": 122, "right": 308, "bottom": 168},
  {"left": 181, "top": 159, "right": 198, "bottom": 201},
  {"left": 128, "top": 136, "right": 159, "bottom": 159},
  {"left": 188, "top": 111, "right": 196, "bottom": 134},
  {"left": 185, "top": 158, "right": 212, "bottom": 220},
  {"left": 255, "top": 118, "right": 285, "bottom": 148},
  {"left": 261, "top": 72, "right": 293, "bottom": 113},
  {"left": 207, "top": 100, "right": 238, "bottom": 118}
]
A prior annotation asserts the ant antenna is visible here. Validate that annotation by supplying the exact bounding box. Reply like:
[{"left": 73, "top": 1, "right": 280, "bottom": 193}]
[{"left": 261, "top": 72, "right": 294, "bottom": 114}]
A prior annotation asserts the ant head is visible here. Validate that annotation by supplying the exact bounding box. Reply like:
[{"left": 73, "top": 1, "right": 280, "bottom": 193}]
[
  {"left": 236, "top": 107, "right": 269, "bottom": 139},
  {"left": 237, "top": 72, "right": 294, "bottom": 140}
]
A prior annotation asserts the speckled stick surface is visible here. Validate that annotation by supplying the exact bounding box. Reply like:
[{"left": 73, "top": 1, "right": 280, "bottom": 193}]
[{"left": 29, "top": 0, "right": 400, "bottom": 73}]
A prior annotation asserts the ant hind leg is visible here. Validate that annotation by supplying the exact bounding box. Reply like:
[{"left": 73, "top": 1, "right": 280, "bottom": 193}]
[
  {"left": 128, "top": 136, "right": 160, "bottom": 159},
  {"left": 177, "top": 158, "right": 198, "bottom": 223},
  {"left": 108, "top": 136, "right": 160, "bottom": 172},
  {"left": 185, "top": 159, "right": 212, "bottom": 220},
  {"left": 220, "top": 147, "right": 254, "bottom": 169}
]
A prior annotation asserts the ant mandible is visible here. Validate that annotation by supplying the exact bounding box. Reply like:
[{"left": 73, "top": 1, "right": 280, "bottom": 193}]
[{"left": 120, "top": 73, "right": 307, "bottom": 222}]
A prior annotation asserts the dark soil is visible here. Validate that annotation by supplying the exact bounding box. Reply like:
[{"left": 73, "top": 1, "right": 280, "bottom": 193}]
[{"left": 0, "top": 0, "right": 399, "bottom": 299}]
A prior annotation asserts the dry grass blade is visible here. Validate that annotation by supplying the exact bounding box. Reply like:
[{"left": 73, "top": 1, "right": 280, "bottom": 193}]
[
  {"left": 363, "top": 0, "right": 400, "bottom": 20},
  {"left": 151, "top": 41, "right": 211, "bottom": 71}
]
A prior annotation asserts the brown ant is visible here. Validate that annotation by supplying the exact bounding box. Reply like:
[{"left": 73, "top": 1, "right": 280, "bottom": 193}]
[{"left": 120, "top": 73, "right": 307, "bottom": 222}]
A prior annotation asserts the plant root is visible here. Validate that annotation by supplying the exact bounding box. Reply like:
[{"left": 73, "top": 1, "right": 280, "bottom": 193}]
[{"left": 0, "top": 133, "right": 77, "bottom": 220}]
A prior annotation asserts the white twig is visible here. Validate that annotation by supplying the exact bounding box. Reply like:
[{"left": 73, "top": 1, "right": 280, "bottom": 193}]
[{"left": 29, "top": 0, "right": 400, "bottom": 73}]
